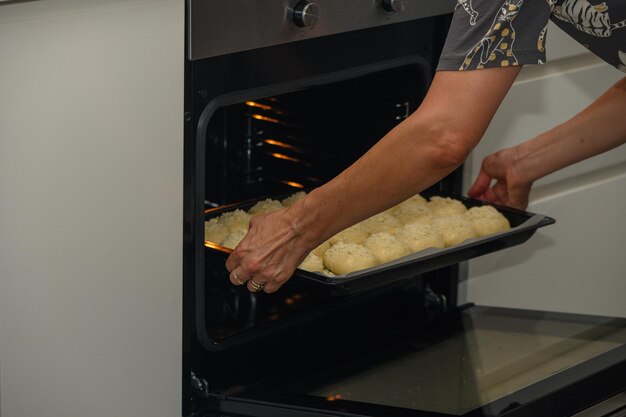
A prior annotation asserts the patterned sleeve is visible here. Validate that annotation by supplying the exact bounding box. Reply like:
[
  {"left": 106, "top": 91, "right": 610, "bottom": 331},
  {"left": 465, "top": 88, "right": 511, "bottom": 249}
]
[{"left": 437, "top": 0, "right": 555, "bottom": 71}]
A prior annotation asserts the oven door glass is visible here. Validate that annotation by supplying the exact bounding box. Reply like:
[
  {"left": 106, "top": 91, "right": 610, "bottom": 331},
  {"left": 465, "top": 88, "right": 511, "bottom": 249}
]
[{"left": 216, "top": 306, "right": 626, "bottom": 417}]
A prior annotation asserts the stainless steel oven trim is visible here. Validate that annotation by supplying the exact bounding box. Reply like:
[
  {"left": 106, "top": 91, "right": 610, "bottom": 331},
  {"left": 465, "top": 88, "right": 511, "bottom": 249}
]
[
  {"left": 187, "top": 0, "right": 456, "bottom": 60},
  {"left": 193, "top": 55, "right": 432, "bottom": 350}
]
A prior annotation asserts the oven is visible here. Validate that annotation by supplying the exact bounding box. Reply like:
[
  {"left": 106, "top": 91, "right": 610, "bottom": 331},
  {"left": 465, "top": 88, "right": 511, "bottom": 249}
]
[{"left": 183, "top": 2, "right": 626, "bottom": 416}]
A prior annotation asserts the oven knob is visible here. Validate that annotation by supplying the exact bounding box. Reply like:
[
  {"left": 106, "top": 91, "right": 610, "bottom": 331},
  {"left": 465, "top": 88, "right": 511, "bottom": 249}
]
[
  {"left": 382, "top": 0, "right": 407, "bottom": 13},
  {"left": 293, "top": 1, "right": 320, "bottom": 28}
]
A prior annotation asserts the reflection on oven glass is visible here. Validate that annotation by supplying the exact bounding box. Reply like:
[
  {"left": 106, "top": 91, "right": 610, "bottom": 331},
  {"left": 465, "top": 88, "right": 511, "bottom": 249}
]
[{"left": 299, "top": 308, "right": 626, "bottom": 415}]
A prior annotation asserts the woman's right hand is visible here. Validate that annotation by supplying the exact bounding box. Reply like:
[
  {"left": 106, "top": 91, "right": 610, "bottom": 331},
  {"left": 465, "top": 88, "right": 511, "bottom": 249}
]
[{"left": 468, "top": 146, "right": 532, "bottom": 211}]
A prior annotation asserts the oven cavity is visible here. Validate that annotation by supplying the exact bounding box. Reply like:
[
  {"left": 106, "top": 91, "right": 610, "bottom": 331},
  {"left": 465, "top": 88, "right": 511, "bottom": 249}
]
[{"left": 204, "top": 64, "right": 429, "bottom": 206}]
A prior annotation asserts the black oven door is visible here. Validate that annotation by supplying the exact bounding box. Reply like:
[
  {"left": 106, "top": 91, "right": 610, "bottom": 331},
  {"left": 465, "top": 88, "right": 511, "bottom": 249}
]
[{"left": 201, "top": 304, "right": 626, "bottom": 417}]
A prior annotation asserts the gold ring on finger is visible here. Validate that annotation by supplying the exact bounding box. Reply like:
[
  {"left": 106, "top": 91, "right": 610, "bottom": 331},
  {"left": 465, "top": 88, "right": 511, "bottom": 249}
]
[
  {"left": 248, "top": 279, "right": 265, "bottom": 292},
  {"left": 233, "top": 270, "right": 246, "bottom": 286}
]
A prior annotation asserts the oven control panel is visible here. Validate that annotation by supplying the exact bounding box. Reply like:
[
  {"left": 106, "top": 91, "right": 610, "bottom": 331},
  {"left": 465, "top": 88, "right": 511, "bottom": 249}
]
[{"left": 188, "top": 0, "right": 456, "bottom": 60}]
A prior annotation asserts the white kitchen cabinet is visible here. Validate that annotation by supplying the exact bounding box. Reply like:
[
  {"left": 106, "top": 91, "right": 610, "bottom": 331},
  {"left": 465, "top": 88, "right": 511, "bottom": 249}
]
[{"left": 0, "top": 1, "right": 184, "bottom": 416}]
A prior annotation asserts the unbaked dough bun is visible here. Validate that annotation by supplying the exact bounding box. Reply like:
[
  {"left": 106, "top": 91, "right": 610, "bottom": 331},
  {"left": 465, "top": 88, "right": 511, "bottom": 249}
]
[
  {"left": 432, "top": 215, "right": 477, "bottom": 247},
  {"left": 364, "top": 232, "right": 410, "bottom": 264},
  {"left": 204, "top": 218, "right": 230, "bottom": 244},
  {"left": 298, "top": 252, "right": 325, "bottom": 272},
  {"left": 384, "top": 194, "right": 426, "bottom": 216},
  {"left": 427, "top": 196, "right": 468, "bottom": 218},
  {"left": 464, "top": 205, "right": 511, "bottom": 237},
  {"left": 329, "top": 225, "right": 369, "bottom": 245},
  {"left": 248, "top": 198, "right": 284, "bottom": 215},
  {"left": 217, "top": 209, "right": 251, "bottom": 233},
  {"left": 395, "top": 223, "right": 445, "bottom": 252},
  {"left": 281, "top": 191, "right": 307, "bottom": 207},
  {"left": 323, "top": 242, "right": 377, "bottom": 275},
  {"left": 400, "top": 193, "right": 428, "bottom": 207},
  {"left": 358, "top": 212, "right": 402, "bottom": 235},
  {"left": 320, "top": 268, "right": 336, "bottom": 277},
  {"left": 393, "top": 203, "right": 434, "bottom": 226},
  {"left": 312, "top": 240, "right": 331, "bottom": 258},
  {"left": 221, "top": 229, "right": 247, "bottom": 249}
]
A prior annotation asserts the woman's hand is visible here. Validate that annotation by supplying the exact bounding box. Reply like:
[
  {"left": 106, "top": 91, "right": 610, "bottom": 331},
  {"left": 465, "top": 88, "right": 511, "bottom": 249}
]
[
  {"left": 470, "top": 78, "right": 626, "bottom": 211},
  {"left": 225, "top": 206, "right": 313, "bottom": 294},
  {"left": 468, "top": 146, "right": 532, "bottom": 210}
]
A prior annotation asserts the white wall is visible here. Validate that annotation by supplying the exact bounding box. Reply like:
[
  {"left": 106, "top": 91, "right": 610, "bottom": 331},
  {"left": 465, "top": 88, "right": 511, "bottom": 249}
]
[
  {"left": 0, "top": 1, "right": 184, "bottom": 416},
  {"left": 462, "top": 23, "right": 626, "bottom": 317}
]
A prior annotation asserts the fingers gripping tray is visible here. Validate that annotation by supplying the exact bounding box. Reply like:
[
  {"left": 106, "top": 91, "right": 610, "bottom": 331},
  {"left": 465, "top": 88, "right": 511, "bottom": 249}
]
[{"left": 203, "top": 193, "right": 555, "bottom": 296}]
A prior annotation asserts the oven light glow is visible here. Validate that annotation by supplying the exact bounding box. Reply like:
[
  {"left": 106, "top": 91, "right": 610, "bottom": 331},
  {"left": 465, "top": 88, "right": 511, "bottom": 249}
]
[
  {"left": 284, "top": 181, "right": 305, "bottom": 189},
  {"left": 326, "top": 394, "right": 343, "bottom": 401},
  {"left": 245, "top": 101, "right": 271, "bottom": 110},
  {"left": 245, "top": 101, "right": 283, "bottom": 114},
  {"left": 270, "top": 152, "right": 300, "bottom": 163},
  {"left": 264, "top": 139, "right": 296, "bottom": 150},
  {"left": 269, "top": 153, "right": 313, "bottom": 168},
  {"left": 251, "top": 114, "right": 280, "bottom": 124}
]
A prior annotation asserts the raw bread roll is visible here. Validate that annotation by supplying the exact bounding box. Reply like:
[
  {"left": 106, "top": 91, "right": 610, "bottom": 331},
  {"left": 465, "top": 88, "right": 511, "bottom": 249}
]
[
  {"left": 298, "top": 253, "right": 324, "bottom": 272},
  {"left": 384, "top": 194, "right": 425, "bottom": 216},
  {"left": 323, "top": 242, "right": 377, "bottom": 275},
  {"left": 312, "top": 240, "right": 331, "bottom": 258},
  {"left": 320, "top": 268, "right": 336, "bottom": 277},
  {"left": 221, "top": 229, "right": 247, "bottom": 249},
  {"left": 396, "top": 223, "right": 445, "bottom": 252},
  {"left": 248, "top": 198, "right": 283, "bottom": 215},
  {"left": 398, "top": 193, "right": 427, "bottom": 207},
  {"left": 204, "top": 218, "right": 230, "bottom": 244},
  {"left": 393, "top": 203, "right": 434, "bottom": 226},
  {"left": 281, "top": 191, "right": 306, "bottom": 207},
  {"left": 218, "top": 209, "right": 251, "bottom": 233},
  {"left": 329, "top": 225, "right": 369, "bottom": 245},
  {"left": 364, "top": 232, "right": 410, "bottom": 264},
  {"left": 432, "top": 215, "right": 477, "bottom": 247},
  {"left": 465, "top": 205, "right": 511, "bottom": 237},
  {"left": 427, "top": 196, "right": 467, "bottom": 217},
  {"left": 359, "top": 212, "right": 402, "bottom": 235}
]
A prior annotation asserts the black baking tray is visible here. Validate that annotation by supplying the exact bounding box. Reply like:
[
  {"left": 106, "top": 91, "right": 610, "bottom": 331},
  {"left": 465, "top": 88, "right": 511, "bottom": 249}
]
[{"left": 204, "top": 193, "right": 555, "bottom": 296}]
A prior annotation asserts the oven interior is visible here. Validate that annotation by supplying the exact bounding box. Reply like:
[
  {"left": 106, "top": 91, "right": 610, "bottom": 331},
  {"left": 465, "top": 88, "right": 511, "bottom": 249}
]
[{"left": 203, "top": 63, "right": 436, "bottom": 206}]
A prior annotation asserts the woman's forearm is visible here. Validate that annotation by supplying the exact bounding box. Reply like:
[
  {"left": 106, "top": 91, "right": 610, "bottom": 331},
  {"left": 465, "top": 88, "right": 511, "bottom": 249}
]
[
  {"left": 293, "top": 115, "right": 465, "bottom": 246},
  {"left": 515, "top": 77, "right": 626, "bottom": 184},
  {"left": 287, "top": 67, "right": 522, "bottom": 248}
]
